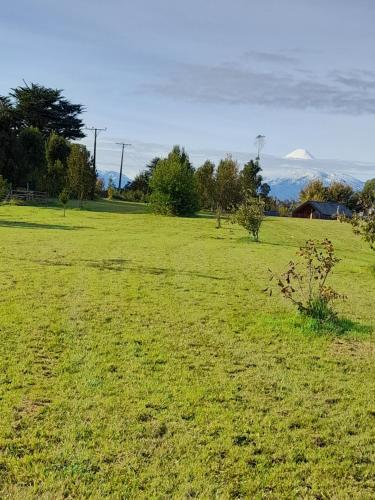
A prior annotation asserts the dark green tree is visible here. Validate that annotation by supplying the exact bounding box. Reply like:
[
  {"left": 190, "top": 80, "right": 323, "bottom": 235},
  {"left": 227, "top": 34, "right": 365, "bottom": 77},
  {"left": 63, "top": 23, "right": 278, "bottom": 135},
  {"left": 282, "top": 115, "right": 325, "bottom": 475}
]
[
  {"left": 125, "top": 157, "right": 161, "bottom": 198},
  {"left": 46, "top": 160, "right": 66, "bottom": 196},
  {"left": 213, "top": 156, "right": 240, "bottom": 228},
  {"left": 45, "top": 132, "right": 71, "bottom": 196},
  {"left": 150, "top": 146, "right": 198, "bottom": 216},
  {"left": 129, "top": 171, "right": 150, "bottom": 195},
  {"left": 9, "top": 83, "right": 85, "bottom": 139},
  {"left": 239, "top": 159, "right": 263, "bottom": 197},
  {"left": 16, "top": 127, "right": 46, "bottom": 189},
  {"left": 0, "top": 175, "right": 9, "bottom": 200},
  {"left": 46, "top": 132, "right": 71, "bottom": 166},
  {"left": 0, "top": 97, "right": 18, "bottom": 184}
]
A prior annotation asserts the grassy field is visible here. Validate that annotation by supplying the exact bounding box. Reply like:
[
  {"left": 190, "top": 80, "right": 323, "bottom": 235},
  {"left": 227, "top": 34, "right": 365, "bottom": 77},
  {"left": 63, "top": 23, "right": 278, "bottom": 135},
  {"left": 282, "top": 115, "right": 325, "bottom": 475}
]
[{"left": 0, "top": 200, "right": 374, "bottom": 499}]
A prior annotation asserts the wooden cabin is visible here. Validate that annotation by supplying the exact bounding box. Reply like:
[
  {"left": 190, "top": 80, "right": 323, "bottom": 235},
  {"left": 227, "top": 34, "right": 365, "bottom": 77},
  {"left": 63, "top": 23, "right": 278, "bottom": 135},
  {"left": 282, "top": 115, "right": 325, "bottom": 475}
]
[{"left": 292, "top": 201, "right": 352, "bottom": 220}]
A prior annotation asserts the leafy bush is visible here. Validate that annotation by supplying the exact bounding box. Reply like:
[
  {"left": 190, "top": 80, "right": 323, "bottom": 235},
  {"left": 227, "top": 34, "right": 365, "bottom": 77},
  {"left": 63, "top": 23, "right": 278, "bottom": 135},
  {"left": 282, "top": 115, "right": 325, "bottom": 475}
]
[
  {"left": 122, "top": 189, "right": 148, "bottom": 203},
  {"left": 267, "top": 239, "right": 345, "bottom": 321},
  {"left": 232, "top": 197, "right": 264, "bottom": 241},
  {"left": 149, "top": 191, "right": 173, "bottom": 215}
]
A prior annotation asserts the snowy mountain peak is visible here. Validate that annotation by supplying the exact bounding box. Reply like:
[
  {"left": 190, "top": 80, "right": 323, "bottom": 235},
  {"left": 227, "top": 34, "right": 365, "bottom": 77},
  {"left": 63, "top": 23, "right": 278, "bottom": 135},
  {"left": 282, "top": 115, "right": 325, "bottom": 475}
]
[
  {"left": 97, "top": 170, "right": 131, "bottom": 189},
  {"left": 265, "top": 168, "right": 364, "bottom": 201},
  {"left": 285, "top": 149, "right": 315, "bottom": 160}
]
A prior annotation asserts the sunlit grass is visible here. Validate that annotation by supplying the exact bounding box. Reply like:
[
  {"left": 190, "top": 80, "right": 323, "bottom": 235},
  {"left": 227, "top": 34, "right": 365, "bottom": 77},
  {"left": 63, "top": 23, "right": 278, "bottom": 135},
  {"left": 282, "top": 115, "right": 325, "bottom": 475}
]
[{"left": 0, "top": 200, "right": 374, "bottom": 498}]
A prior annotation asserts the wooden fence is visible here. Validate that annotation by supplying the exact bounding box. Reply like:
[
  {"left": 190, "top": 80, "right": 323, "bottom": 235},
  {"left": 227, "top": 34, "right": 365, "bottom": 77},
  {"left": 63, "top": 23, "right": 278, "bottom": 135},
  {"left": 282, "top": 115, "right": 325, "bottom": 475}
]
[{"left": 1, "top": 189, "right": 48, "bottom": 204}]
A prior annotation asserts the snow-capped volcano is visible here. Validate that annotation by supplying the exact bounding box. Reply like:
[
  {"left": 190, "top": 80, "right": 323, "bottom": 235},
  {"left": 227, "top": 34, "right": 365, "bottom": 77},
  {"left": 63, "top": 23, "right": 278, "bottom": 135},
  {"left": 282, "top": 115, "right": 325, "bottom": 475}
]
[
  {"left": 256, "top": 148, "right": 367, "bottom": 200},
  {"left": 285, "top": 149, "right": 315, "bottom": 160},
  {"left": 265, "top": 168, "right": 364, "bottom": 201},
  {"left": 189, "top": 147, "right": 368, "bottom": 200}
]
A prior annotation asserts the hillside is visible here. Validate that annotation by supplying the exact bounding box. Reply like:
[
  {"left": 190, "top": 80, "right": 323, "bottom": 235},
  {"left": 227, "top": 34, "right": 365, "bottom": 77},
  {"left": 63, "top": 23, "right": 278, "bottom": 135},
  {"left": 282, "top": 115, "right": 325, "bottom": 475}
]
[{"left": 0, "top": 201, "right": 374, "bottom": 498}]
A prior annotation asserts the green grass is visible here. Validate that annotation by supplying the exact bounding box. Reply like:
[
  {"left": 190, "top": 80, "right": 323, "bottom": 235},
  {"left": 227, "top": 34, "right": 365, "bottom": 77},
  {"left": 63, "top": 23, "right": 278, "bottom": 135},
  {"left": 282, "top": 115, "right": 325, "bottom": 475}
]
[{"left": 0, "top": 200, "right": 374, "bottom": 499}]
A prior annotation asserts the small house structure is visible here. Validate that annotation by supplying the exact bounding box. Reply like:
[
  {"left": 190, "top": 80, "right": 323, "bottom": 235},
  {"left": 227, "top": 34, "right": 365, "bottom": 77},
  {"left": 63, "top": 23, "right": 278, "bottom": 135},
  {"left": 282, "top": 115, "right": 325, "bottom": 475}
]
[{"left": 292, "top": 201, "right": 352, "bottom": 220}]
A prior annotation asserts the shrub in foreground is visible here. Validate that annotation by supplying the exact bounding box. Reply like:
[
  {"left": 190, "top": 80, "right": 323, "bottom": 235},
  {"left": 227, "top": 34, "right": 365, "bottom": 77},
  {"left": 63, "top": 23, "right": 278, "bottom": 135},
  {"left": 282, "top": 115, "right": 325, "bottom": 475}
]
[{"left": 267, "top": 239, "right": 345, "bottom": 321}]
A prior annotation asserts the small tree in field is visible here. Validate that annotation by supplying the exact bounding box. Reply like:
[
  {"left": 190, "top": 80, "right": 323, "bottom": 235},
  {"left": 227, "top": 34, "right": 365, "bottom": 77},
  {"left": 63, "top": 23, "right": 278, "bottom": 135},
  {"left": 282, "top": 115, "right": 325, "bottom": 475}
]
[
  {"left": 67, "top": 144, "right": 95, "bottom": 208},
  {"left": 267, "top": 239, "right": 345, "bottom": 321},
  {"left": 351, "top": 212, "right": 375, "bottom": 251},
  {"left": 232, "top": 197, "right": 264, "bottom": 241},
  {"left": 58, "top": 188, "right": 69, "bottom": 216}
]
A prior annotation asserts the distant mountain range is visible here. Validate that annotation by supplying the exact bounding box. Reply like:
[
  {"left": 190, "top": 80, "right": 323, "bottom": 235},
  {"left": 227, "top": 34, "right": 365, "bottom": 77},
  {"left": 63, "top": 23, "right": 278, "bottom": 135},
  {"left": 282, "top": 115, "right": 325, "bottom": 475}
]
[
  {"left": 97, "top": 170, "right": 132, "bottom": 189},
  {"left": 262, "top": 149, "right": 365, "bottom": 200},
  {"left": 97, "top": 149, "right": 369, "bottom": 201}
]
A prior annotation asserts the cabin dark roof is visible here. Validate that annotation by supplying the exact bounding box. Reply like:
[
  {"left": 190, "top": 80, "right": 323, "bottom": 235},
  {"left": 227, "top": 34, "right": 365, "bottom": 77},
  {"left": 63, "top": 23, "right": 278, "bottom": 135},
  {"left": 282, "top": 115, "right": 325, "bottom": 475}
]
[{"left": 293, "top": 201, "right": 352, "bottom": 218}]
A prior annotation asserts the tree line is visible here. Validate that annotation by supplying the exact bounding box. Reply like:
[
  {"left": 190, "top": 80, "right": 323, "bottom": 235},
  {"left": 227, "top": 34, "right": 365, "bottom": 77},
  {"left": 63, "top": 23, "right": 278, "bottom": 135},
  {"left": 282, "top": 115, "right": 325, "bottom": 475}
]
[
  {"left": 124, "top": 146, "right": 271, "bottom": 219},
  {"left": 2, "top": 82, "right": 373, "bottom": 217},
  {"left": 125, "top": 146, "right": 375, "bottom": 218},
  {"left": 0, "top": 83, "right": 96, "bottom": 204},
  {"left": 299, "top": 178, "right": 375, "bottom": 210}
]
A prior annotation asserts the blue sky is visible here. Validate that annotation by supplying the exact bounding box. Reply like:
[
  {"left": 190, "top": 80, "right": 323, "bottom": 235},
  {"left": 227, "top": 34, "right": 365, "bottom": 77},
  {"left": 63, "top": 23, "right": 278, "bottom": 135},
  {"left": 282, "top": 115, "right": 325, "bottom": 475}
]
[{"left": 2, "top": 0, "right": 375, "bottom": 179}]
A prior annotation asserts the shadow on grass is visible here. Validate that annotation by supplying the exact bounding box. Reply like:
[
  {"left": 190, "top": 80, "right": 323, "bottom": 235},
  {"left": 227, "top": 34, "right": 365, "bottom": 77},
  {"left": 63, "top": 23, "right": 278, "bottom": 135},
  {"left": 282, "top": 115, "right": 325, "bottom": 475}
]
[
  {"left": 0, "top": 220, "right": 86, "bottom": 230},
  {"left": 4, "top": 256, "right": 226, "bottom": 280},
  {"left": 83, "top": 199, "right": 150, "bottom": 215},
  {"left": 80, "top": 258, "right": 227, "bottom": 280},
  {"left": 24, "top": 198, "right": 151, "bottom": 215},
  {"left": 300, "top": 316, "right": 373, "bottom": 336},
  {"left": 249, "top": 238, "right": 301, "bottom": 249}
]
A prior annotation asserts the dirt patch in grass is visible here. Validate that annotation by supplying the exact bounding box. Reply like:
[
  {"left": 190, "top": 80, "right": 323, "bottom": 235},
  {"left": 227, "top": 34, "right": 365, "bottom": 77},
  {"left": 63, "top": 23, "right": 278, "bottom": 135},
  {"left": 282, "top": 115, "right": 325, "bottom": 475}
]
[{"left": 331, "top": 339, "right": 375, "bottom": 358}]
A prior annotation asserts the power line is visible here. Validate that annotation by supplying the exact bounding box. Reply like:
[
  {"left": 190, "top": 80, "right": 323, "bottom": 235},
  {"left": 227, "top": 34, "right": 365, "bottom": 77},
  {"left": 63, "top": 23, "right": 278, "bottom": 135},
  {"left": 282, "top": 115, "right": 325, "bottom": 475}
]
[
  {"left": 116, "top": 143, "right": 131, "bottom": 189},
  {"left": 86, "top": 126, "right": 107, "bottom": 171}
]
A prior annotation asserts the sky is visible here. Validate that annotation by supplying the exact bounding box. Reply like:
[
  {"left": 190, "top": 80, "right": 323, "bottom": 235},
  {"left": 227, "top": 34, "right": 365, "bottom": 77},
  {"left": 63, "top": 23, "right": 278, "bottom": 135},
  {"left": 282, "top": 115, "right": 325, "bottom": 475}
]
[{"left": 1, "top": 0, "right": 375, "bottom": 180}]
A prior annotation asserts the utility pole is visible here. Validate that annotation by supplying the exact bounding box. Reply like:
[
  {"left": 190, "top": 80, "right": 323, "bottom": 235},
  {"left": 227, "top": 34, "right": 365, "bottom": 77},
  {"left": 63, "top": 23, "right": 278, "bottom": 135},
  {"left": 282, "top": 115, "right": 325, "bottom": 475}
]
[
  {"left": 116, "top": 142, "right": 131, "bottom": 189},
  {"left": 255, "top": 134, "right": 266, "bottom": 162},
  {"left": 86, "top": 127, "right": 106, "bottom": 171}
]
